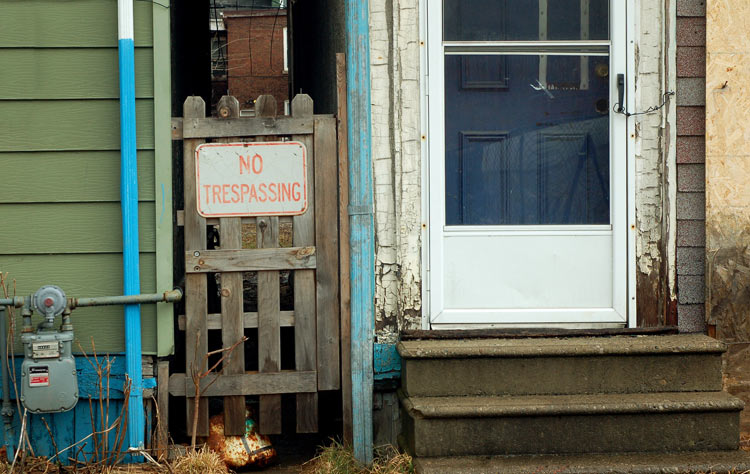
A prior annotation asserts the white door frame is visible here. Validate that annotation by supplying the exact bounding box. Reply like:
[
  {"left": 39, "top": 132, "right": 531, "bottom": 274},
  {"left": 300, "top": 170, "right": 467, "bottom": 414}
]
[{"left": 418, "top": 0, "right": 638, "bottom": 329}]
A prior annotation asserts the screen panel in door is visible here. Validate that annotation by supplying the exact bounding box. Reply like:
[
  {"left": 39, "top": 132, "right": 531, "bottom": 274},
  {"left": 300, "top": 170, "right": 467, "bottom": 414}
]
[{"left": 444, "top": 54, "right": 611, "bottom": 225}]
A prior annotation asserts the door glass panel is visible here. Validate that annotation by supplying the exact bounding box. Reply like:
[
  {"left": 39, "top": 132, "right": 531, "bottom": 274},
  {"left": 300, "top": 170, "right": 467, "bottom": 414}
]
[
  {"left": 443, "top": 0, "right": 610, "bottom": 41},
  {"left": 444, "top": 54, "right": 611, "bottom": 225}
]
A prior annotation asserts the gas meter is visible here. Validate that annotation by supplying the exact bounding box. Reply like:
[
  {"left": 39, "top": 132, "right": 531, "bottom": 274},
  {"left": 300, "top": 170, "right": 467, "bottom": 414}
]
[
  {"left": 0, "top": 285, "right": 182, "bottom": 415},
  {"left": 20, "top": 285, "right": 77, "bottom": 413}
]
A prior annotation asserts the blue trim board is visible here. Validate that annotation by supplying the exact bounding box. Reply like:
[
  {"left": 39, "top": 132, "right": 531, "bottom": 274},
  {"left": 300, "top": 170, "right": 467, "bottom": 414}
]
[
  {"left": 0, "top": 354, "right": 146, "bottom": 464},
  {"left": 374, "top": 343, "right": 401, "bottom": 381},
  {"left": 346, "top": 0, "right": 376, "bottom": 463}
]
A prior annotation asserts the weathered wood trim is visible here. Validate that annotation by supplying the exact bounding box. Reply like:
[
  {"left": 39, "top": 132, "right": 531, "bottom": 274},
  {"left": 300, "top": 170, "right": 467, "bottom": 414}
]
[
  {"left": 168, "top": 371, "right": 318, "bottom": 397},
  {"left": 171, "top": 116, "right": 314, "bottom": 139},
  {"left": 185, "top": 247, "right": 316, "bottom": 272},
  {"left": 177, "top": 311, "right": 295, "bottom": 330}
]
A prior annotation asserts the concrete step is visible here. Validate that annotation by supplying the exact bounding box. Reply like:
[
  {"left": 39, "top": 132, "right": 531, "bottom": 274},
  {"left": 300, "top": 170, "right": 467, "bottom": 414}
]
[
  {"left": 398, "top": 335, "right": 725, "bottom": 397},
  {"left": 400, "top": 391, "right": 743, "bottom": 457},
  {"left": 412, "top": 450, "right": 750, "bottom": 474}
]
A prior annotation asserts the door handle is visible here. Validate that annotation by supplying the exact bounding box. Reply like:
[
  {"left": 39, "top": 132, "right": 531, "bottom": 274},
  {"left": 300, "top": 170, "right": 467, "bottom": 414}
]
[{"left": 616, "top": 74, "right": 625, "bottom": 113}]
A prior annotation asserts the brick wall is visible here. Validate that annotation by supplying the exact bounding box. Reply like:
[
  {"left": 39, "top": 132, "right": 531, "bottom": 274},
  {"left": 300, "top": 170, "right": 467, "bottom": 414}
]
[
  {"left": 225, "top": 10, "right": 289, "bottom": 114},
  {"left": 675, "top": 0, "right": 706, "bottom": 332}
]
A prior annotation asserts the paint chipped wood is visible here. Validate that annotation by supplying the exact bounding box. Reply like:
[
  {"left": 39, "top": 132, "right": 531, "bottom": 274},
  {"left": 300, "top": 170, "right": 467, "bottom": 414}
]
[{"left": 185, "top": 247, "right": 316, "bottom": 273}]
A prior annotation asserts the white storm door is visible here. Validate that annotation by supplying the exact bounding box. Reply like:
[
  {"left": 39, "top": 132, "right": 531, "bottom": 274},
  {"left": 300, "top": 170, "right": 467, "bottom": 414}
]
[{"left": 427, "top": 0, "right": 629, "bottom": 327}]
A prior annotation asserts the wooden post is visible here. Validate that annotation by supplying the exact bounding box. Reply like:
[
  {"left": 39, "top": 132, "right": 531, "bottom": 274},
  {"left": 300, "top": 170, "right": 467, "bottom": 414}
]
[
  {"left": 156, "top": 360, "right": 170, "bottom": 459},
  {"left": 183, "top": 96, "right": 210, "bottom": 438},
  {"left": 315, "top": 115, "right": 341, "bottom": 391},
  {"left": 336, "top": 52, "right": 354, "bottom": 446},
  {"left": 292, "top": 94, "right": 319, "bottom": 433},
  {"left": 216, "top": 95, "right": 247, "bottom": 436}
]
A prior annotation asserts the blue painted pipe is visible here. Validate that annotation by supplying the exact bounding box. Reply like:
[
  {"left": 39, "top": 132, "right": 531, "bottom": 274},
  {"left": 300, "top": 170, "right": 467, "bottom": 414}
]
[
  {"left": 0, "top": 307, "right": 15, "bottom": 461},
  {"left": 117, "top": 0, "right": 144, "bottom": 452},
  {"left": 345, "top": 0, "right": 375, "bottom": 465}
]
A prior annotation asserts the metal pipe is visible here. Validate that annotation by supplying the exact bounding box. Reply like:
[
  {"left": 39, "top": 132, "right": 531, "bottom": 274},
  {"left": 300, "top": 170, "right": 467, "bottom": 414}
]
[
  {"left": 345, "top": 0, "right": 375, "bottom": 464},
  {"left": 71, "top": 289, "right": 183, "bottom": 309},
  {"left": 0, "top": 307, "right": 15, "bottom": 460},
  {"left": 0, "top": 298, "right": 24, "bottom": 309},
  {"left": 117, "top": 0, "right": 144, "bottom": 451}
]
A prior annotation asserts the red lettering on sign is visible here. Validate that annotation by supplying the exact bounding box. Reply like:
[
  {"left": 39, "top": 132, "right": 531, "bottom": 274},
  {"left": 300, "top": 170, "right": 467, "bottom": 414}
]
[
  {"left": 280, "top": 183, "right": 291, "bottom": 201},
  {"left": 292, "top": 182, "right": 301, "bottom": 201},
  {"left": 252, "top": 153, "right": 263, "bottom": 174},
  {"left": 239, "top": 155, "right": 251, "bottom": 174}
]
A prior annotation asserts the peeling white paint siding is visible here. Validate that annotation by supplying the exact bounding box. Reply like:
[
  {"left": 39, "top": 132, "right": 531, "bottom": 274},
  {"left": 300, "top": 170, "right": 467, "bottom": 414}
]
[
  {"left": 370, "top": 0, "right": 422, "bottom": 343},
  {"left": 634, "top": 0, "right": 671, "bottom": 281}
]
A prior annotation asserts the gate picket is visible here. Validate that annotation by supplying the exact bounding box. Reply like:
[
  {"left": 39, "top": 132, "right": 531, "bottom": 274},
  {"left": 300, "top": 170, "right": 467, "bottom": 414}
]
[
  {"left": 183, "top": 96, "right": 210, "bottom": 438},
  {"left": 215, "top": 95, "right": 246, "bottom": 437},
  {"left": 292, "top": 94, "right": 319, "bottom": 433}
]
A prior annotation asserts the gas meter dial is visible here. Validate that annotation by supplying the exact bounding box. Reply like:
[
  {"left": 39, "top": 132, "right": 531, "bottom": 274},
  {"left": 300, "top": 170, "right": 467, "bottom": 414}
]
[{"left": 31, "top": 285, "right": 66, "bottom": 319}]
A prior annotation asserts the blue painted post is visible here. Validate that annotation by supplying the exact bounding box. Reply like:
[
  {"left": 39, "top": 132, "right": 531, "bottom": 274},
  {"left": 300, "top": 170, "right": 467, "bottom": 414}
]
[
  {"left": 117, "top": 0, "right": 145, "bottom": 453},
  {"left": 346, "top": 0, "right": 375, "bottom": 465}
]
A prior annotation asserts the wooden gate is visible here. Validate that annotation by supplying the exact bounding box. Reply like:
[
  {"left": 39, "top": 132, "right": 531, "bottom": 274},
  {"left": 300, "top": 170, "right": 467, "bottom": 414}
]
[{"left": 169, "top": 94, "right": 340, "bottom": 437}]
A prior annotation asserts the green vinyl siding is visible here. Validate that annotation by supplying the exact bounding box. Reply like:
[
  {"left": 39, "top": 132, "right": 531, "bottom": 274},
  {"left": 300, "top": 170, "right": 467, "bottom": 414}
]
[
  {"left": 0, "top": 48, "right": 155, "bottom": 99},
  {"left": 0, "top": 1, "right": 153, "bottom": 48},
  {"left": 0, "top": 0, "right": 172, "bottom": 355},
  {"left": 0, "top": 100, "right": 155, "bottom": 152},
  {"left": 0, "top": 203, "right": 156, "bottom": 254},
  {"left": 0, "top": 151, "right": 156, "bottom": 203},
  {"left": 2, "top": 254, "right": 157, "bottom": 354}
]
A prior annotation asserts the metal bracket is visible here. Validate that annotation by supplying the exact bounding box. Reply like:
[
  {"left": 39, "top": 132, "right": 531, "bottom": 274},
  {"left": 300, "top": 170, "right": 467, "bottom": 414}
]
[{"left": 348, "top": 204, "right": 373, "bottom": 216}]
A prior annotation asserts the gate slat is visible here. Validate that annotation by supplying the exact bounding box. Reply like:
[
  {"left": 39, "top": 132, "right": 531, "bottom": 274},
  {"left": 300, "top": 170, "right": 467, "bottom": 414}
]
[
  {"left": 314, "top": 116, "right": 341, "bottom": 390},
  {"left": 292, "top": 94, "right": 319, "bottom": 433},
  {"left": 169, "top": 371, "right": 317, "bottom": 397},
  {"left": 256, "top": 94, "right": 283, "bottom": 434},
  {"left": 216, "top": 95, "right": 247, "bottom": 436},
  {"left": 257, "top": 214, "right": 282, "bottom": 434},
  {"left": 185, "top": 247, "right": 316, "bottom": 272},
  {"left": 183, "top": 96, "right": 209, "bottom": 438}
]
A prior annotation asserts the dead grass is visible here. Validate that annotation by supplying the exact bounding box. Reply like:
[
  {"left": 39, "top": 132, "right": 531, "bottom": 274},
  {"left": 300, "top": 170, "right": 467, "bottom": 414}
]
[
  {"left": 169, "top": 447, "right": 228, "bottom": 474},
  {"left": 301, "top": 440, "right": 414, "bottom": 474}
]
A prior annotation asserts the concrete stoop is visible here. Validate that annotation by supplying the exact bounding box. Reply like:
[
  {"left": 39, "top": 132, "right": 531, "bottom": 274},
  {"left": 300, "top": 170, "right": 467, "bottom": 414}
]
[
  {"left": 397, "top": 335, "right": 749, "bottom": 473},
  {"left": 412, "top": 451, "right": 750, "bottom": 474}
]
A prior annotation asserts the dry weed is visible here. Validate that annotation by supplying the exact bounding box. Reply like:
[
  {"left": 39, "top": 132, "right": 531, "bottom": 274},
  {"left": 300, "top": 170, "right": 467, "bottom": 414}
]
[
  {"left": 302, "top": 440, "right": 413, "bottom": 474},
  {"left": 169, "top": 447, "right": 228, "bottom": 474}
]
